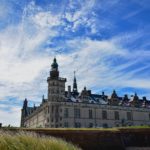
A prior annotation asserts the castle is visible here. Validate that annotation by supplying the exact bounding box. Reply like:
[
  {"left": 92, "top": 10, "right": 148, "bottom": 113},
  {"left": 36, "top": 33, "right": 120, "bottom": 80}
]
[{"left": 21, "top": 58, "right": 150, "bottom": 128}]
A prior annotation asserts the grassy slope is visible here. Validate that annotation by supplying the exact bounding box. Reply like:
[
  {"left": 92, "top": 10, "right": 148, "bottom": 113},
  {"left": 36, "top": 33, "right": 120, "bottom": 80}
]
[
  {"left": 0, "top": 131, "right": 81, "bottom": 150},
  {"left": 0, "top": 126, "right": 150, "bottom": 149}
]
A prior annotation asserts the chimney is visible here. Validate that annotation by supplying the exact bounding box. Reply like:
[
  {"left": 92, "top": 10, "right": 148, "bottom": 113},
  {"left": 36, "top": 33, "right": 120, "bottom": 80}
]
[
  {"left": 88, "top": 90, "right": 91, "bottom": 95},
  {"left": 102, "top": 91, "right": 104, "bottom": 95},
  {"left": 68, "top": 86, "right": 71, "bottom": 98},
  {"left": 143, "top": 96, "right": 147, "bottom": 101}
]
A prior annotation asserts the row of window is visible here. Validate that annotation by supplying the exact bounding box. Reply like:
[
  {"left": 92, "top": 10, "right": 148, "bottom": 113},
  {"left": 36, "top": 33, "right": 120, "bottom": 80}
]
[
  {"left": 49, "top": 97, "right": 64, "bottom": 101},
  {"left": 64, "top": 108, "right": 81, "bottom": 118},
  {"left": 48, "top": 122, "right": 135, "bottom": 128},
  {"left": 102, "top": 110, "right": 132, "bottom": 120},
  {"left": 47, "top": 107, "right": 150, "bottom": 122},
  {"left": 64, "top": 122, "right": 82, "bottom": 128},
  {"left": 49, "top": 82, "right": 64, "bottom": 86},
  {"left": 64, "top": 108, "right": 133, "bottom": 120},
  {"left": 63, "top": 122, "right": 118, "bottom": 128},
  {"left": 47, "top": 106, "right": 59, "bottom": 114},
  {"left": 49, "top": 89, "right": 64, "bottom": 94}
]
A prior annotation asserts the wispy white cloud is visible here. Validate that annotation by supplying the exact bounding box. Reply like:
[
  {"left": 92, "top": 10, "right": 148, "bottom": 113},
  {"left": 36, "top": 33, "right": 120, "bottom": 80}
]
[{"left": 123, "top": 9, "right": 142, "bottom": 20}]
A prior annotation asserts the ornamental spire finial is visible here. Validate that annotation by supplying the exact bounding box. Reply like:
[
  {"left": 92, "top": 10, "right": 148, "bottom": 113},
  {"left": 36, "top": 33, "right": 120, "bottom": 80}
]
[
  {"left": 51, "top": 57, "right": 58, "bottom": 70},
  {"left": 73, "top": 71, "right": 78, "bottom": 93}
]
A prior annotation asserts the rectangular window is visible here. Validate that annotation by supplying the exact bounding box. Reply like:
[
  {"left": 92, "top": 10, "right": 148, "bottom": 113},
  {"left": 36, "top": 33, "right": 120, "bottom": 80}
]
[
  {"left": 102, "top": 110, "right": 107, "bottom": 119},
  {"left": 127, "top": 112, "right": 132, "bottom": 120},
  {"left": 89, "top": 109, "right": 93, "bottom": 119},
  {"left": 64, "top": 122, "right": 69, "bottom": 127},
  {"left": 114, "top": 111, "right": 119, "bottom": 120},
  {"left": 64, "top": 108, "right": 69, "bottom": 118},
  {"left": 74, "top": 108, "right": 80, "bottom": 118},
  {"left": 75, "top": 122, "right": 81, "bottom": 128},
  {"left": 103, "top": 123, "right": 108, "bottom": 128},
  {"left": 52, "top": 105, "right": 54, "bottom": 113},
  {"left": 89, "top": 123, "right": 93, "bottom": 128},
  {"left": 56, "top": 106, "right": 59, "bottom": 113},
  {"left": 47, "top": 106, "right": 50, "bottom": 114}
]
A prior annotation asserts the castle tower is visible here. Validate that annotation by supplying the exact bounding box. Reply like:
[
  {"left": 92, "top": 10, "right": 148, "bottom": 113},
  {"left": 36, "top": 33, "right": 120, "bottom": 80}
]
[
  {"left": 47, "top": 57, "right": 66, "bottom": 102},
  {"left": 47, "top": 58, "right": 66, "bottom": 127}
]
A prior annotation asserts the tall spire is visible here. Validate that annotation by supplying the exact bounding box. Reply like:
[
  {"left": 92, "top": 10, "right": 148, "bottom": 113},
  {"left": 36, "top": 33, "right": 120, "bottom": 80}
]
[
  {"left": 23, "top": 98, "right": 28, "bottom": 108},
  {"left": 23, "top": 98, "right": 28, "bottom": 117},
  {"left": 73, "top": 71, "right": 78, "bottom": 93}
]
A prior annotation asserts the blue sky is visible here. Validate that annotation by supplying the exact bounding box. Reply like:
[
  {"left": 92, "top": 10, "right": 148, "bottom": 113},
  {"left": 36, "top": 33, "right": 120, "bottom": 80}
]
[{"left": 0, "top": 0, "right": 150, "bottom": 126}]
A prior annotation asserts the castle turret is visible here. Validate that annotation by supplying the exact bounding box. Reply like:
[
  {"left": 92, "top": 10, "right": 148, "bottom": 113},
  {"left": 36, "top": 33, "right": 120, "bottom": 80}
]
[
  {"left": 23, "top": 98, "right": 28, "bottom": 116},
  {"left": 20, "top": 98, "right": 28, "bottom": 127}
]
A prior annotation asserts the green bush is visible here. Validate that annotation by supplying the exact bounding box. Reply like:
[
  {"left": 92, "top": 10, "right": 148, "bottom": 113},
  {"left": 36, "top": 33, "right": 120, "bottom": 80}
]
[{"left": 0, "top": 131, "right": 81, "bottom": 150}]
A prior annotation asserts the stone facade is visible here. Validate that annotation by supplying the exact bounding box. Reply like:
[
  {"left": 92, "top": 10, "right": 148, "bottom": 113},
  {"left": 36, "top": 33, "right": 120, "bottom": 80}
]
[{"left": 21, "top": 58, "right": 150, "bottom": 128}]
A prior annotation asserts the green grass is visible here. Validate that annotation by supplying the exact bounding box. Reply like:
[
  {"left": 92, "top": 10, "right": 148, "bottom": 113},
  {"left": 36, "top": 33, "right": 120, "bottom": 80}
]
[{"left": 0, "top": 131, "right": 81, "bottom": 150}]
